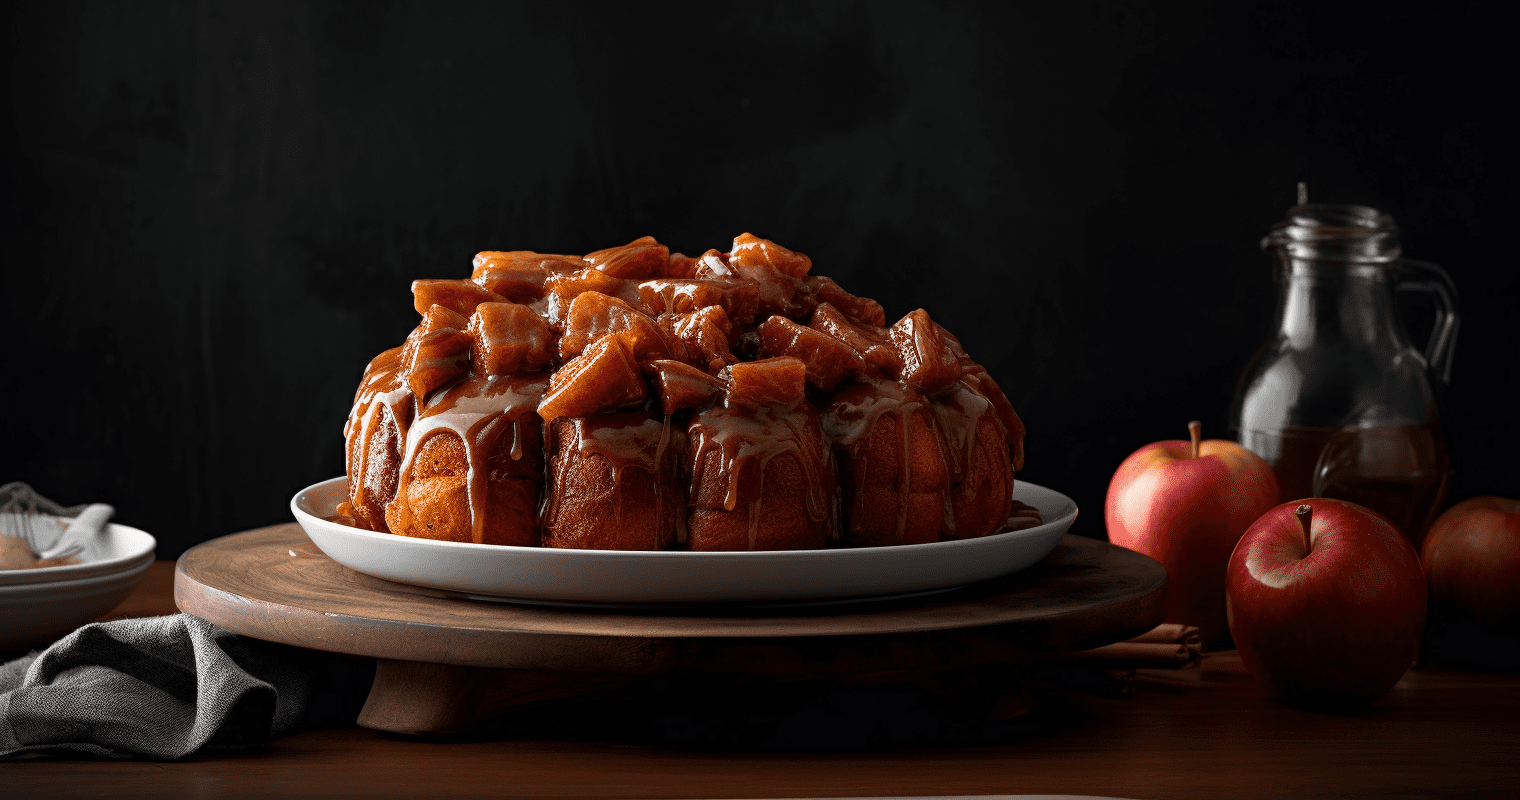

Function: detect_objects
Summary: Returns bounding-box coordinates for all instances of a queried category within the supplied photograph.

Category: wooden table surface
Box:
[5,560,1519,800]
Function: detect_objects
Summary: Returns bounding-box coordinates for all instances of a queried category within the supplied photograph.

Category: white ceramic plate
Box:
[292,476,1078,606]
[0,521,157,586]
[0,556,156,652]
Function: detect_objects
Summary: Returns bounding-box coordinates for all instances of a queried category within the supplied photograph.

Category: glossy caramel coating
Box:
[686,404,835,551]
[383,432,476,543]
[382,385,546,546]
[942,408,1014,539]
[540,413,684,550]
[823,379,948,547]
[341,233,1026,551]
[345,401,402,532]
[341,346,411,533]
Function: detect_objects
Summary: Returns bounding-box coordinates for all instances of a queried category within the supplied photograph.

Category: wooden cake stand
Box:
[175,523,1167,735]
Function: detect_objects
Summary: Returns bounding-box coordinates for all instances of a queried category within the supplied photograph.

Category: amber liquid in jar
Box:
[1242,423,1450,547]
[1233,201,1459,550]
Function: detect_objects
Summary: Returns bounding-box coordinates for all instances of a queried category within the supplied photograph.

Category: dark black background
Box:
[3,1,1515,557]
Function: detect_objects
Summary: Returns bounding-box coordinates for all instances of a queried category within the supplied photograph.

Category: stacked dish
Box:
[0,520,156,652]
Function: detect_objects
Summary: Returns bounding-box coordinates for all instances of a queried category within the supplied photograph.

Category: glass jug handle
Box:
[1394,258,1461,385]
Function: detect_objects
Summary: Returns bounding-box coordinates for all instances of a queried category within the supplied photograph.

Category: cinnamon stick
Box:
[1064,641,1192,667]
[1127,623,1201,645]
[1047,622,1205,670]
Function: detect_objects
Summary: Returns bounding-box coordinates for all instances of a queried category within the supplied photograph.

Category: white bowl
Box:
[292,476,1079,607]
[0,521,158,586]
[0,554,156,652]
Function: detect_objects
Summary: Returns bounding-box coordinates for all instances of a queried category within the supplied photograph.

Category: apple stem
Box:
[1296,503,1313,554]
[1188,421,1202,459]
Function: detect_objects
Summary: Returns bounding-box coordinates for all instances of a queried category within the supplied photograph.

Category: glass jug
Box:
[1229,201,1459,547]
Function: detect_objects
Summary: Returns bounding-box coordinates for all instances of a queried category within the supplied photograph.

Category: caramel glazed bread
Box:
[337,234,1030,552]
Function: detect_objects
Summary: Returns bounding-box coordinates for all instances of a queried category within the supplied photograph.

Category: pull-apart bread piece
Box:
[338,233,1029,550]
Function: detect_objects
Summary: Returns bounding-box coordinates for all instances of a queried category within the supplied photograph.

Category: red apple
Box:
[1421,496,1520,632]
[1105,421,1281,645]
[1227,499,1426,707]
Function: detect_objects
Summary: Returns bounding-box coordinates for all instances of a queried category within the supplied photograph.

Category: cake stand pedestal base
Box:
[175,524,1166,736]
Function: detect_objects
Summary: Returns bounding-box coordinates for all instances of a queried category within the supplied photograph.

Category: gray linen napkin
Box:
[0,614,374,759]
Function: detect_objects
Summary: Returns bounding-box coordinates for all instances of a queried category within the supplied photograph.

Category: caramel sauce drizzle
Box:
[354,367,547,543]
[820,377,932,542]
[688,404,833,549]
[344,347,415,527]
[930,377,1005,536]
[345,354,1010,546]
[341,237,1020,549]
[346,354,1011,547]
[540,411,675,540]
